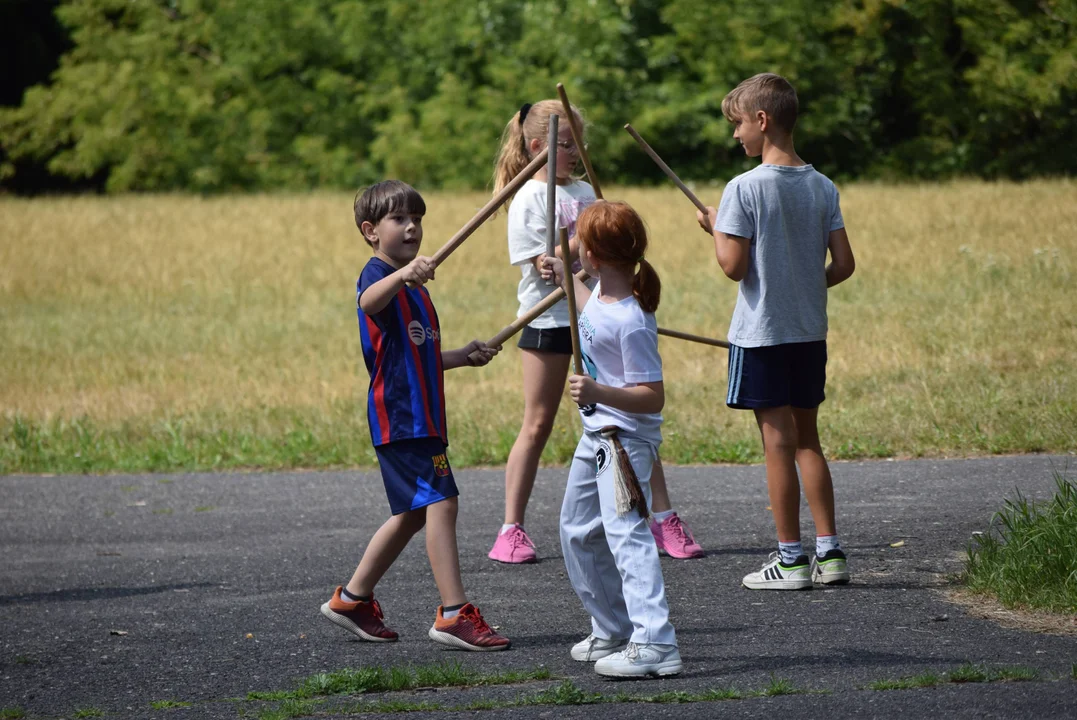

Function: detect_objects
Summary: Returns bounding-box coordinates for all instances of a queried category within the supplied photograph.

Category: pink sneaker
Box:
[650,513,704,559]
[487,524,537,564]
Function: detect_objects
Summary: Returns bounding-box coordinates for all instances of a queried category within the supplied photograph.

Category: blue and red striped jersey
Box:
[356,257,447,447]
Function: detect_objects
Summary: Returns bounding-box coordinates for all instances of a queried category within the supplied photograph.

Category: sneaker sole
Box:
[814,573,851,585]
[741,578,812,591]
[594,659,684,678]
[487,553,539,564]
[428,627,510,652]
[320,603,397,642]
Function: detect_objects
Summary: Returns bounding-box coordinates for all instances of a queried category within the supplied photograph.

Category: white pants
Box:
[559,431,677,646]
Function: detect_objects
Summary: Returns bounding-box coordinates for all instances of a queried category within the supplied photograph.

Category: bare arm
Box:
[358,256,436,315]
[529,234,580,272]
[568,377,664,415]
[442,340,499,370]
[825,227,855,287]
[698,207,749,281]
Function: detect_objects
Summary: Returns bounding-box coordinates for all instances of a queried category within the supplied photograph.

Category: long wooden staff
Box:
[559,227,585,375]
[545,114,559,285]
[471,272,728,359]
[657,327,729,349]
[557,83,603,200]
[623,123,707,214]
[406,151,547,288]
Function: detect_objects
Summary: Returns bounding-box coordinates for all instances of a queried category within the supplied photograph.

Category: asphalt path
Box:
[2,455,1076,719]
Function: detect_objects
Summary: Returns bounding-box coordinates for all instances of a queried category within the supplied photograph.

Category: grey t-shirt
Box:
[714,164,844,348]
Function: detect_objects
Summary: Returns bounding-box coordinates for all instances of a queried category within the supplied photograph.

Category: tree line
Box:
[2,0,1074,194]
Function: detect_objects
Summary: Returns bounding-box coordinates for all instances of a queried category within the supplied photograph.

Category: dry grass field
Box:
[1,181,1074,472]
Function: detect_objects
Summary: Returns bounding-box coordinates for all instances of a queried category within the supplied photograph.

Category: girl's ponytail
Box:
[492,109,530,196]
[577,201,661,314]
[633,258,662,314]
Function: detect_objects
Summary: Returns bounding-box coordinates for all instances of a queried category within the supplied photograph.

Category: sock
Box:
[340,587,371,603]
[778,541,803,565]
[500,523,517,535]
[652,509,675,523]
[815,534,841,557]
[442,603,465,619]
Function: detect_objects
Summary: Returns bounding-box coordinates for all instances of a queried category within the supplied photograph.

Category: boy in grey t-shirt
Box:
[697,73,857,590]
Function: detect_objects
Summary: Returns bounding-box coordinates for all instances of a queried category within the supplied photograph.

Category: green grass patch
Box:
[963,472,1077,613]
[256,698,322,720]
[73,709,105,718]
[246,661,551,701]
[149,699,191,710]
[0,709,25,720]
[869,664,1040,691]
[13,655,34,665]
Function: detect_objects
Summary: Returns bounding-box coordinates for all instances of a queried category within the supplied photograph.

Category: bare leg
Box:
[754,407,801,543]
[426,497,467,607]
[504,350,571,526]
[347,509,427,597]
[792,407,836,537]
[649,457,672,514]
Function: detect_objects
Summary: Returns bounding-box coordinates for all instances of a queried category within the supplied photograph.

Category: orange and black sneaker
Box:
[320,586,398,642]
[428,603,510,651]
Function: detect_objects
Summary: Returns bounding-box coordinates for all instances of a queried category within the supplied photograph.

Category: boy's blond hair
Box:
[721,73,798,134]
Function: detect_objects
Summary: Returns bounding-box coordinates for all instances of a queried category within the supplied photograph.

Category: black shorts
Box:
[726,341,827,410]
[517,326,573,355]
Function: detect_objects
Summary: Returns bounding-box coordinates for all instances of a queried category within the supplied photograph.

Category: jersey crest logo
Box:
[432,453,451,478]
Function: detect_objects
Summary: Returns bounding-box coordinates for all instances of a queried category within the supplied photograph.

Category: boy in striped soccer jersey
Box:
[320,181,510,651]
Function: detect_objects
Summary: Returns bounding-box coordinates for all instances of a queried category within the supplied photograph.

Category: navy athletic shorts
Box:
[374,437,459,515]
[726,341,827,410]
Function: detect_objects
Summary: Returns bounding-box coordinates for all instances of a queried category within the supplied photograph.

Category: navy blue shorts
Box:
[726,341,827,410]
[374,437,459,515]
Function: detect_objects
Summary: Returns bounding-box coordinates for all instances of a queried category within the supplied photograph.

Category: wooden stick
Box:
[479,277,730,353]
[557,83,603,200]
[656,327,729,349]
[624,123,707,213]
[426,151,547,270]
[560,227,584,375]
[545,113,558,284]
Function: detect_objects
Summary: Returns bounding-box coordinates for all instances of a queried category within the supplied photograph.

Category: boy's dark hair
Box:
[721,73,798,134]
[353,181,426,246]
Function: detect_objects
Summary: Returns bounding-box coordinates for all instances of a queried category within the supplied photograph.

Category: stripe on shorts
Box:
[727,346,743,405]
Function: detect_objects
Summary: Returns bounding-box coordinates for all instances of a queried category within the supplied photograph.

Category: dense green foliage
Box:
[2,0,1075,192]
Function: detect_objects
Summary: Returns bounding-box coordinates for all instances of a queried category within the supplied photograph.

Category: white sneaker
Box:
[594,642,683,678]
[570,633,629,662]
[811,549,851,585]
[741,551,812,590]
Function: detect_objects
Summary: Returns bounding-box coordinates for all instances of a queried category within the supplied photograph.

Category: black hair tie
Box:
[519,103,533,125]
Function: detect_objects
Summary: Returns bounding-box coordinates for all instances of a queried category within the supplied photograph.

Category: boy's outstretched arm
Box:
[358,256,437,315]
[443,340,500,370]
[568,377,664,415]
[698,207,749,281]
[825,227,855,287]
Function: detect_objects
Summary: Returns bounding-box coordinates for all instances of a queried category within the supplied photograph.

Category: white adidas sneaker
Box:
[594,642,683,678]
[811,549,851,585]
[570,633,629,662]
[742,551,812,590]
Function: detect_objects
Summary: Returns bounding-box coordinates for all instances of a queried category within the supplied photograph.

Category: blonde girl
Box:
[488,101,702,563]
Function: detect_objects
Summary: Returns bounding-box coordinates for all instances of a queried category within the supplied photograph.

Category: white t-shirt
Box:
[507,179,597,329]
[576,285,663,447]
